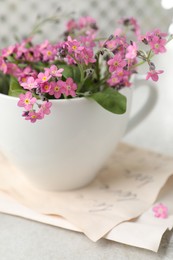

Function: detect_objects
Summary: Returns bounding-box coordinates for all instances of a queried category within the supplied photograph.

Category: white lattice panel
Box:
[0,0,173,47]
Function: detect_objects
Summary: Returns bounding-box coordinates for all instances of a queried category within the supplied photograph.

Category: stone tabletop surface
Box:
[0,49,173,260]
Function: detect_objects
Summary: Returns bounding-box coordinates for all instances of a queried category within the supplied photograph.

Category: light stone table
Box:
[0,46,173,260]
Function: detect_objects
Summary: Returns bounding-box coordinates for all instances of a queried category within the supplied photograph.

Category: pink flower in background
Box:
[79,47,96,65]
[45,65,64,78]
[107,54,127,72]
[63,78,77,97]
[149,36,166,54]
[18,92,37,110]
[66,19,77,31]
[152,203,168,219]
[146,70,164,81]
[66,37,84,54]
[20,77,38,90]
[2,45,15,58]
[107,74,120,86]
[37,71,51,83]
[0,58,7,73]
[125,42,137,59]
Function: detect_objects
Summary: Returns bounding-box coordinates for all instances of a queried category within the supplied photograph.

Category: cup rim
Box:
[0,86,131,103]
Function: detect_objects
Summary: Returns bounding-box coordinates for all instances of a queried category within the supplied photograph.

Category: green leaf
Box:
[59,64,81,83]
[89,87,127,114]
[8,76,26,97]
[0,74,10,95]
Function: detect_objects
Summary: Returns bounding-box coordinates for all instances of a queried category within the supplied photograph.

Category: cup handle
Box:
[125,74,158,134]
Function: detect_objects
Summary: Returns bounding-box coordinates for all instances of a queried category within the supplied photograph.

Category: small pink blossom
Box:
[15,41,28,58]
[152,203,168,219]
[40,82,51,93]
[78,16,97,29]
[1,45,15,58]
[25,110,43,123]
[40,43,57,61]
[149,36,166,54]
[18,92,37,110]
[63,78,77,97]
[107,54,127,73]
[78,47,96,65]
[20,77,38,90]
[66,19,77,31]
[107,74,120,86]
[49,80,65,98]
[45,65,64,78]
[66,37,84,54]
[37,71,51,83]
[125,42,137,59]
[0,58,7,73]
[39,101,52,116]
[146,70,164,81]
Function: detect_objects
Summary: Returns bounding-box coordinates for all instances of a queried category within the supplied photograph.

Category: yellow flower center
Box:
[47,51,52,56]
[22,77,27,82]
[54,86,59,92]
[44,85,49,90]
[24,99,30,104]
[114,61,119,66]
[42,76,47,81]
[72,45,77,50]
[112,77,118,83]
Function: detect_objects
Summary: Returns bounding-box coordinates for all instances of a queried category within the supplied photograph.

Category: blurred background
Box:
[0,0,173,46]
[0,0,173,155]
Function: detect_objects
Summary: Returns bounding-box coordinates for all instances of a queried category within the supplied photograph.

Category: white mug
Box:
[0,75,157,190]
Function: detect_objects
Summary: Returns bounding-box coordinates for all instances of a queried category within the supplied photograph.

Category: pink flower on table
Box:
[146,70,164,82]
[63,78,77,97]
[17,92,37,110]
[152,203,168,219]
[25,110,43,123]
[45,65,64,78]
[125,42,137,59]
[107,54,127,73]
[20,77,38,90]
[49,80,65,98]
[37,71,51,83]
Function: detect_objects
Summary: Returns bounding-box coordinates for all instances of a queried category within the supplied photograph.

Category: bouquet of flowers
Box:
[0,16,172,122]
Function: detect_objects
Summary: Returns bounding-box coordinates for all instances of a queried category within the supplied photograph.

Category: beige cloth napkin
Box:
[0,143,173,243]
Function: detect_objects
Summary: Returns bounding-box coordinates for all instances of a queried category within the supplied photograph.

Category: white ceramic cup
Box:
[0,75,158,190]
